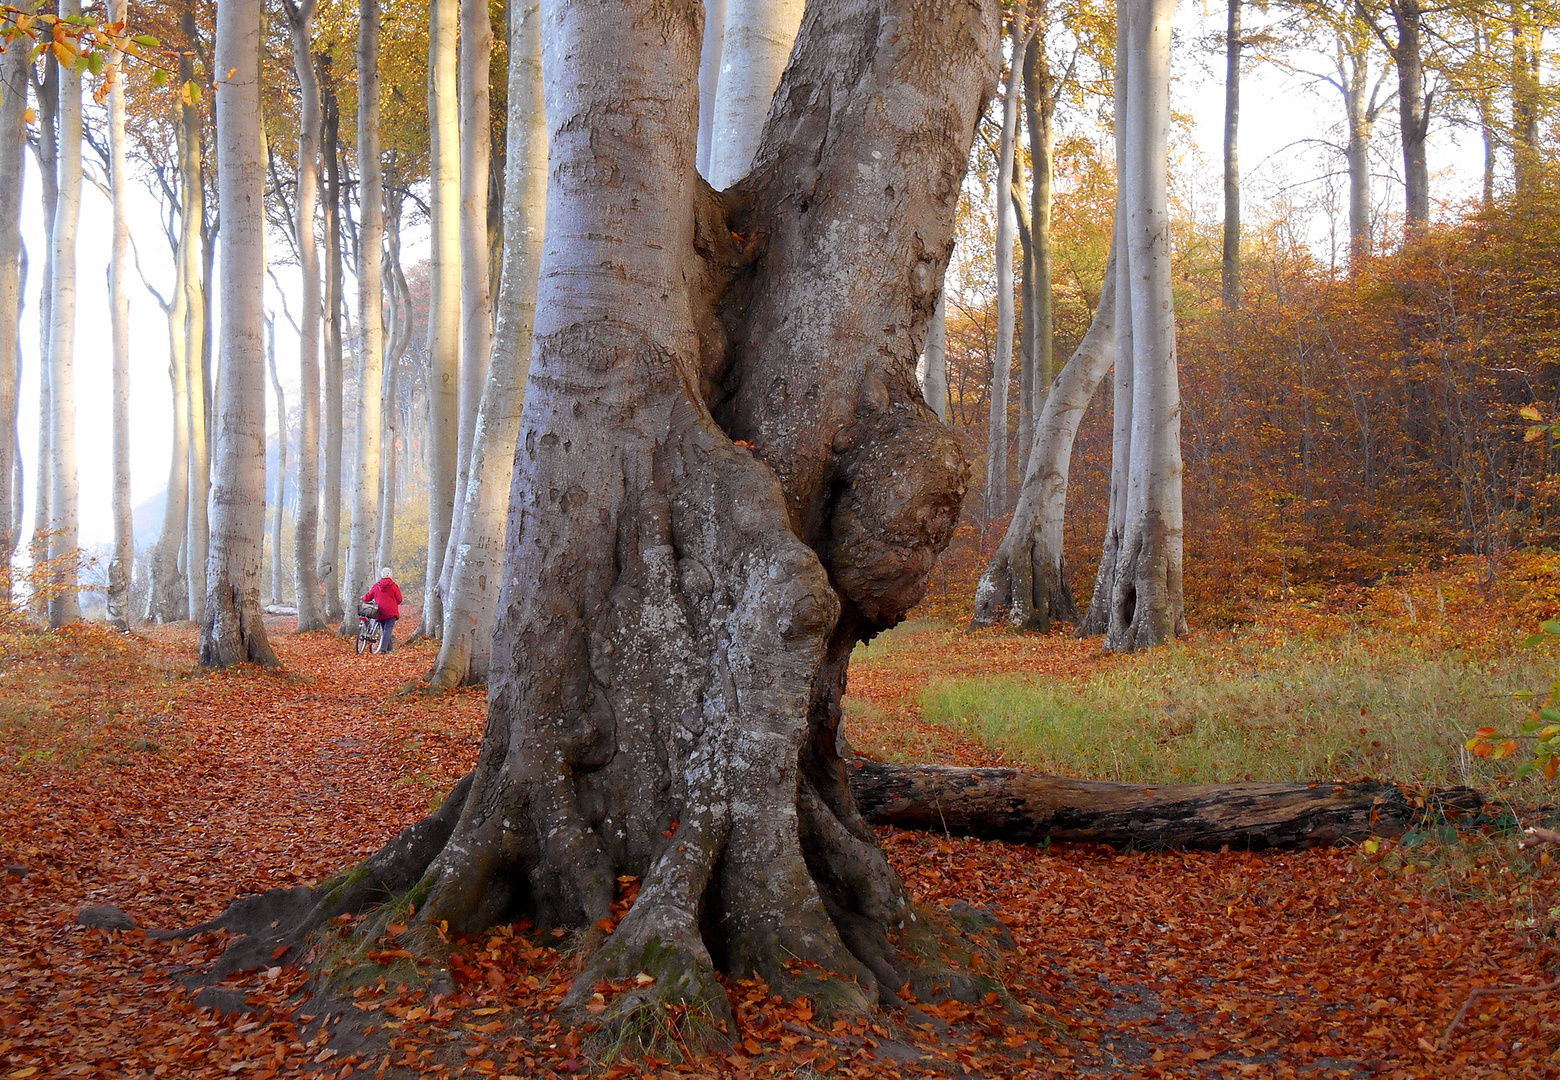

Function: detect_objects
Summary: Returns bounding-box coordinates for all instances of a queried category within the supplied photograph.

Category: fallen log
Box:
[848,760,1486,851]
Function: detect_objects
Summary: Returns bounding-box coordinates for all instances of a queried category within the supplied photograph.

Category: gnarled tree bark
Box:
[196,0,1002,1030]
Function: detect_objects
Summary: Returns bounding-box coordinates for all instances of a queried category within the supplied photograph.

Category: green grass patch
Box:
[920,629,1553,793]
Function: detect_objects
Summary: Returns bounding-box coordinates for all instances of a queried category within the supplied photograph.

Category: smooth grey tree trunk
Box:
[30,59,56,622]
[436,0,495,623]
[1336,23,1385,267]
[322,96,346,623]
[0,35,25,602]
[47,0,84,629]
[202,0,279,669]
[1022,30,1057,422]
[377,194,412,574]
[107,1,134,631]
[181,10,209,623]
[973,247,1116,632]
[196,0,1003,1030]
[146,248,191,622]
[921,291,948,423]
[266,313,288,606]
[422,0,461,637]
[705,0,805,189]
[1222,0,1240,310]
[343,0,385,628]
[286,0,326,631]
[695,0,727,177]
[431,0,546,689]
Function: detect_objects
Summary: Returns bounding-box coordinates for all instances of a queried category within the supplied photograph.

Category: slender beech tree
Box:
[145,239,192,622]
[1080,0,1186,651]
[1223,0,1241,309]
[344,0,385,627]
[376,184,413,575]
[695,0,727,177]
[267,312,288,607]
[1338,18,1388,264]
[435,0,495,622]
[285,0,326,631]
[202,0,278,669]
[985,11,1039,523]
[107,0,134,630]
[0,28,25,600]
[705,0,805,188]
[1359,0,1430,232]
[321,91,346,622]
[1020,26,1064,464]
[29,56,56,620]
[47,0,84,629]
[422,0,461,637]
[181,4,209,622]
[199,0,1002,1028]
[431,0,546,689]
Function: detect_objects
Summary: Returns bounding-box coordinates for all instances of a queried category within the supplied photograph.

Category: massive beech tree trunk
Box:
[343,0,385,627]
[203,0,1001,1024]
[1080,0,1185,651]
[430,0,546,689]
[47,0,84,629]
[202,0,278,670]
[973,248,1116,632]
[107,1,134,631]
[422,0,461,637]
[286,0,326,632]
[0,33,25,601]
[705,0,805,189]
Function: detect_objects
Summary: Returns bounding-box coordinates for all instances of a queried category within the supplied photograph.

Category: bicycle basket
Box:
[358,601,380,620]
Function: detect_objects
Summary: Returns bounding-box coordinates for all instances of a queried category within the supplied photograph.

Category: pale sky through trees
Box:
[7,2,1494,552]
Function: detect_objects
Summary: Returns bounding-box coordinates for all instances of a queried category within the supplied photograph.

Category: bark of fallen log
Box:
[848,760,1486,851]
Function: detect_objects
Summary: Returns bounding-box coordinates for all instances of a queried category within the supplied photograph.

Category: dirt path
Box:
[0,618,1552,1078]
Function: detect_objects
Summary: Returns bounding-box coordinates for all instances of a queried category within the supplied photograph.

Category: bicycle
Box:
[355,602,384,655]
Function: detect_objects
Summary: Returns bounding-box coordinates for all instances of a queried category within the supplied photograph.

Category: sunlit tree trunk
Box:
[181,5,209,622]
[1389,0,1429,231]
[266,313,288,606]
[1222,0,1240,310]
[1082,0,1185,652]
[202,0,279,668]
[322,93,345,622]
[431,0,547,689]
[921,291,948,423]
[377,189,412,574]
[705,0,805,188]
[436,0,495,620]
[985,16,1036,523]
[1023,30,1056,404]
[107,0,134,630]
[30,59,56,621]
[344,0,385,628]
[0,35,25,602]
[47,0,85,628]
[286,0,325,631]
[423,0,461,637]
[695,0,727,177]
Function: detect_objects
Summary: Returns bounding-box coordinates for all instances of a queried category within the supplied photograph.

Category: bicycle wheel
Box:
[373,632,387,655]
[355,631,368,655]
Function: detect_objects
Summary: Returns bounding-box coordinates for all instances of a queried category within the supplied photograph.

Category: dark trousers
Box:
[377,617,398,653]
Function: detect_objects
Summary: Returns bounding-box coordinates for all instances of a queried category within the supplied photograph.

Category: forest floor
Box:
[1,563,1558,1079]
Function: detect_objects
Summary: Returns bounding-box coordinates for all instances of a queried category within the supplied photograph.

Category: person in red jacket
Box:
[362,568,403,653]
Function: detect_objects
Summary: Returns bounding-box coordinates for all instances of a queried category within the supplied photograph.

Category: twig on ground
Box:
[1439,976,1560,1051]
[1517,825,1560,850]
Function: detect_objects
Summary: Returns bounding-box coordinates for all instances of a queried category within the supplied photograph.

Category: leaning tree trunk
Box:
[201,0,278,670]
[343,0,385,629]
[421,0,461,638]
[321,96,346,624]
[0,34,26,602]
[107,2,134,631]
[430,0,546,690]
[47,0,84,629]
[180,12,210,624]
[286,0,326,632]
[197,0,1001,1027]
[705,0,805,189]
[266,314,288,607]
[973,246,1116,633]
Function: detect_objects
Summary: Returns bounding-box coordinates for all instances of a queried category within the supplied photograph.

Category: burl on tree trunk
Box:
[849,761,1487,850]
[191,0,1005,1035]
